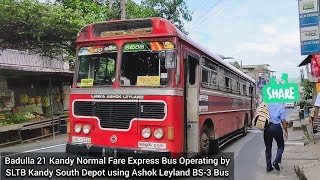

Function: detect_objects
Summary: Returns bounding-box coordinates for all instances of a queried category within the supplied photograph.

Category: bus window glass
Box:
[231,79,237,91]
[211,72,217,85]
[121,41,174,86]
[76,44,117,86]
[205,59,217,71]
[243,84,247,95]
[219,73,225,90]
[230,74,238,92]
[201,58,217,89]
[225,77,230,89]
[236,82,240,92]
[202,68,209,86]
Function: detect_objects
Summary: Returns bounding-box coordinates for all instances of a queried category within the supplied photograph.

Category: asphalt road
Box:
[0,107,298,180]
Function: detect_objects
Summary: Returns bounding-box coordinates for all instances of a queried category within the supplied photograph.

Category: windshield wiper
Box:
[136,38,152,51]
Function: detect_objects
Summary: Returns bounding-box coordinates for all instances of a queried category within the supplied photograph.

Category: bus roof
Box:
[77,17,256,84]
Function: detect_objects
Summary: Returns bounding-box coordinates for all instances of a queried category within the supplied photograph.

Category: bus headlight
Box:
[74,124,82,133]
[154,128,164,139]
[142,127,152,139]
[83,125,91,134]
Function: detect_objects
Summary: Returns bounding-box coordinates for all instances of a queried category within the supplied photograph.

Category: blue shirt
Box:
[268,103,286,124]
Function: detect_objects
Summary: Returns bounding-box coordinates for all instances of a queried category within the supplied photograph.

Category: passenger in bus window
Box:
[264,102,288,172]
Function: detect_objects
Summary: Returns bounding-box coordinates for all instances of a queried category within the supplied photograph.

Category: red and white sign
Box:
[311,54,320,77]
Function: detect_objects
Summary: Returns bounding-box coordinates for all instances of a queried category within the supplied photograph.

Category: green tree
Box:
[301,79,313,100]
[140,0,192,34]
[58,0,192,33]
[0,0,85,58]
[230,61,241,69]
[0,0,192,58]
[55,0,117,23]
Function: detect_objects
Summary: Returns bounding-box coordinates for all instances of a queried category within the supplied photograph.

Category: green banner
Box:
[123,41,174,52]
[262,73,300,103]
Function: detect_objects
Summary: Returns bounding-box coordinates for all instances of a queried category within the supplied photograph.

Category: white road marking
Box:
[1,143,66,158]
[248,129,263,134]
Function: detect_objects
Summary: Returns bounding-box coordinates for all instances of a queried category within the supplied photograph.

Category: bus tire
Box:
[200,124,210,156]
[209,139,219,155]
[200,124,218,156]
[242,118,248,136]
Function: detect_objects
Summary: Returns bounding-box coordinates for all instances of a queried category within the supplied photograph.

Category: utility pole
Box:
[120,0,126,20]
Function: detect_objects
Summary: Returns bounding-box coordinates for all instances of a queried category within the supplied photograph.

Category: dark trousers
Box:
[264,123,284,168]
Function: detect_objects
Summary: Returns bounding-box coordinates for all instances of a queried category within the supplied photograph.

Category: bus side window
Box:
[225,76,230,90]
[201,57,217,89]
[243,84,247,95]
[211,72,217,87]
[231,74,238,94]
[202,67,209,86]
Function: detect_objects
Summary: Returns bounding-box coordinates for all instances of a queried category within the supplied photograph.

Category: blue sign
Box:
[299,0,320,55]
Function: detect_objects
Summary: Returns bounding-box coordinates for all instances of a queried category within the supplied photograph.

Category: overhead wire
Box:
[185,0,226,30]
[189,0,211,13]
[188,0,234,32]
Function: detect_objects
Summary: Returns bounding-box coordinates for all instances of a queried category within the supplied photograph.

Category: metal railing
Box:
[0,113,69,147]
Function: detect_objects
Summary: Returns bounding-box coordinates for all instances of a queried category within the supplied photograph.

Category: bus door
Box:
[183,50,200,158]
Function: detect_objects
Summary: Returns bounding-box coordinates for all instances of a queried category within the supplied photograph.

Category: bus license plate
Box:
[72,136,91,143]
[138,142,166,149]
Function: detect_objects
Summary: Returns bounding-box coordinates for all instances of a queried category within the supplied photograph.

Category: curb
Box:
[294,165,308,180]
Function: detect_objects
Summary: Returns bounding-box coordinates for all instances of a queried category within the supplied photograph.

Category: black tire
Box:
[200,125,210,157]
[242,119,248,136]
[200,124,218,156]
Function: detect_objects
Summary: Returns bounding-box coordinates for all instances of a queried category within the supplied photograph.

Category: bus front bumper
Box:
[66,142,171,158]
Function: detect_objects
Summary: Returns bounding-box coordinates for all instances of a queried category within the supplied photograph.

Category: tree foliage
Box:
[0,0,192,58]
[230,61,241,69]
[0,0,85,58]
[299,79,313,108]
[55,0,117,22]
[140,0,192,34]
[301,79,313,100]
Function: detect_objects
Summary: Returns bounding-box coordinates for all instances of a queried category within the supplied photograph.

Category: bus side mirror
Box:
[165,50,176,69]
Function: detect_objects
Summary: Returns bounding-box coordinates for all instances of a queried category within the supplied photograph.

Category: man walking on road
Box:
[264,103,288,172]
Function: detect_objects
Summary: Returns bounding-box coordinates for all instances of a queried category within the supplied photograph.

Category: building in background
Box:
[242,64,272,90]
[241,64,274,104]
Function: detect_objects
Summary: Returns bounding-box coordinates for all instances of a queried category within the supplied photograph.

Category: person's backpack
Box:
[252,102,270,130]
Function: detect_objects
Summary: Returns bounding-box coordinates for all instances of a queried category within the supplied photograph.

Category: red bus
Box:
[66,17,256,158]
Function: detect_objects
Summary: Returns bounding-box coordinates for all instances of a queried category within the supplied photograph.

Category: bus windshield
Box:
[76,44,117,87]
[120,41,174,86]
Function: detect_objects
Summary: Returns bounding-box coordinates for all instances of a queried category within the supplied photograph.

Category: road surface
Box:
[0,107,298,180]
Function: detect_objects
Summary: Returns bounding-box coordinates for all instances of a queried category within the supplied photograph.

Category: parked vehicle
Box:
[285,102,295,108]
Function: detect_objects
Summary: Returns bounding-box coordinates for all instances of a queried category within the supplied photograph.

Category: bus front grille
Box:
[73,101,165,130]
[96,102,138,129]
[140,102,165,119]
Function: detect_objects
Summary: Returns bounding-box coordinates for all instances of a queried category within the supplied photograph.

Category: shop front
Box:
[0,49,73,146]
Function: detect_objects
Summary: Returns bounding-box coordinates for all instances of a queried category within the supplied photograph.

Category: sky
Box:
[133,0,304,81]
[41,0,304,80]
[185,0,305,80]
